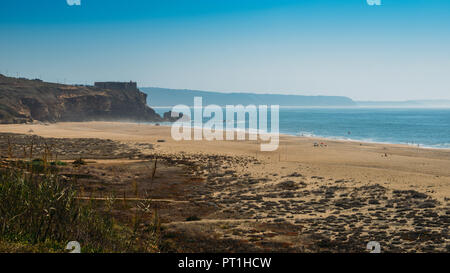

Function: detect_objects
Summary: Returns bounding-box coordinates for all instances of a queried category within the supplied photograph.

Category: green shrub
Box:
[186,215,201,222]
[50,160,67,166]
[72,158,86,166]
[0,168,121,252]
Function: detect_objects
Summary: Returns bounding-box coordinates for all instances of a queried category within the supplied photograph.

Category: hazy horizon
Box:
[141,86,450,103]
[2,73,450,104]
[1,0,449,101]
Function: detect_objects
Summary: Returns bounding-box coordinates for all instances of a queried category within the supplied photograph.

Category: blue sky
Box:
[1,0,449,100]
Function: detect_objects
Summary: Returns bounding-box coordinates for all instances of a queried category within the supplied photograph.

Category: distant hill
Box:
[141,87,356,107]
[356,100,450,108]
[0,75,162,124]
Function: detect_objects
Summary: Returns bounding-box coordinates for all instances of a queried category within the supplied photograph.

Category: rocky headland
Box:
[0,75,163,124]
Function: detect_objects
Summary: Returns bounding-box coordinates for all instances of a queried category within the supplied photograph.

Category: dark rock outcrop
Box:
[163,111,184,122]
[0,75,163,124]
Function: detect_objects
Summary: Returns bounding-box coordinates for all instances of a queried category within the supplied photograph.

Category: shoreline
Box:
[142,121,450,151]
[149,106,450,150]
[1,120,450,152]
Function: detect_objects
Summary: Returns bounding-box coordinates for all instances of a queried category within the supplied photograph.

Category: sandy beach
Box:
[0,121,448,252]
[1,121,448,200]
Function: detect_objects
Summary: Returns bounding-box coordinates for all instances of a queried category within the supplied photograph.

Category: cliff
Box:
[0,75,163,124]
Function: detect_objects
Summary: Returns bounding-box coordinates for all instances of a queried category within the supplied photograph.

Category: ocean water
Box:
[152,107,450,149]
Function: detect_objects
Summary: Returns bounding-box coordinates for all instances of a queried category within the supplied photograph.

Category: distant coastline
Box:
[141,87,356,107]
[142,87,450,108]
[356,100,450,108]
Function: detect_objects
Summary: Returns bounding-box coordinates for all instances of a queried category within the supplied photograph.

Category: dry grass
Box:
[0,140,161,253]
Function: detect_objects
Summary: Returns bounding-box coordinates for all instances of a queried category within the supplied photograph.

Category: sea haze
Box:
[142,87,356,107]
